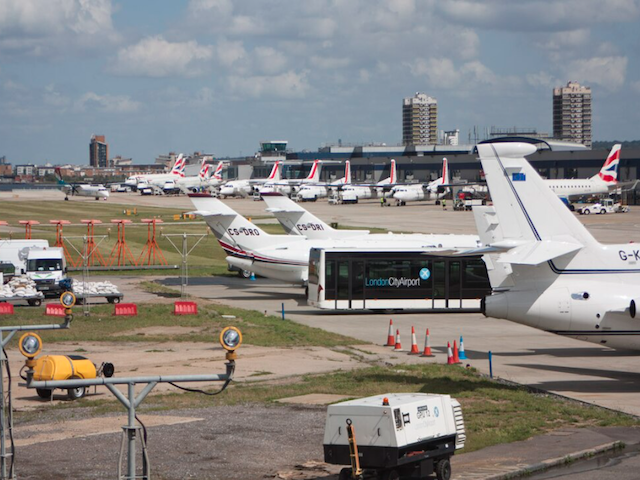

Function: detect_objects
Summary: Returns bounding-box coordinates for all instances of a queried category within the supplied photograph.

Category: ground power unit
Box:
[323,393,465,480]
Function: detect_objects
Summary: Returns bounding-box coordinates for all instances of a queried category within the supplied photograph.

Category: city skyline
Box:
[1,0,639,165]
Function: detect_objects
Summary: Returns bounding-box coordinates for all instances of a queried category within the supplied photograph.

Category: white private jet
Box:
[474,141,640,351]
[124,154,187,191]
[545,144,621,201]
[189,194,480,284]
[55,168,109,201]
[259,160,322,197]
[296,161,351,201]
[262,192,481,245]
[219,161,282,198]
[391,158,450,205]
[340,159,397,202]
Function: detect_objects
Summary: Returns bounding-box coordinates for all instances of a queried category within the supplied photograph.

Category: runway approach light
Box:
[19,332,42,367]
[220,326,242,360]
[60,291,76,308]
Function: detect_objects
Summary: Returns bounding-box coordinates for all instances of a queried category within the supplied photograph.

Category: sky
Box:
[1,0,639,165]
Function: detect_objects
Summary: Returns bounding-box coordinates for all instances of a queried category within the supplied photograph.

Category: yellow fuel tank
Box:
[32,355,97,381]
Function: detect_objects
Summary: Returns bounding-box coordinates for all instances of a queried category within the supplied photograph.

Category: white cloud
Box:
[227,70,310,99]
[631,81,640,94]
[0,0,119,57]
[43,85,71,108]
[565,56,628,90]
[253,47,288,75]
[435,0,640,32]
[526,71,558,89]
[75,92,141,113]
[309,56,351,70]
[110,36,214,78]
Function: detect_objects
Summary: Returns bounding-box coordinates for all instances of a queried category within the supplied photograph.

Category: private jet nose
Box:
[483,292,509,319]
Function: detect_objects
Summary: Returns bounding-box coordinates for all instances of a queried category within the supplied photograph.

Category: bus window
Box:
[433,261,446,299]
[352,261,364,300]
[325,260,336,300]
[337,261,350,300]
[462,259,491,298]
[449,261,461,300]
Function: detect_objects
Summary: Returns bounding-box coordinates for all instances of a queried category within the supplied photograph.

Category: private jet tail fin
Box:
[261,193,368,238]
[593,144,621,184]
[188,194,303,251]
[477,142,595,256]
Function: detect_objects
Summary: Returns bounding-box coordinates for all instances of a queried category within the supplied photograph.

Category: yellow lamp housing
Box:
[19,332,43,367]
[59,291,76,308]
[220,326,242,360]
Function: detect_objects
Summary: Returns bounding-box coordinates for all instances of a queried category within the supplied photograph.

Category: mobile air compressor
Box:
[323,393,465,480]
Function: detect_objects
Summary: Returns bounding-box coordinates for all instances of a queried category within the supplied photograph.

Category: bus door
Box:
[432,259,462,308]
[335,259,365,309]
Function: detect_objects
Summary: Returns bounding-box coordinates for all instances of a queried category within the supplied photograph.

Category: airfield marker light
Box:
[60,291,76,308]
[220,326,242,360]
[18,332,42,367]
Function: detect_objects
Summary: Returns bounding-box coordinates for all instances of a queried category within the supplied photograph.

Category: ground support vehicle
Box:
[1,293,45,307]
[324,393,465,480]
[578,198,628,215]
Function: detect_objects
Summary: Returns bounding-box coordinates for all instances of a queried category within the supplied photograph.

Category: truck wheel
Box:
[435,458,452,480]
[583,209,590,215]
[28,299,42,307]
[600,209,606,214]
[36,388,52,400]
[338,468,351,480]
[381,469,400,480]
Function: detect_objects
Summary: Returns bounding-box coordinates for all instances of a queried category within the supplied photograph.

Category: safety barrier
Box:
[45,304,66,317]
[0,303,14,315]
[114,303,138,316]
[174,301,198,315]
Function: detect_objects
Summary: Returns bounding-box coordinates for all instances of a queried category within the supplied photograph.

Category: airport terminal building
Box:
[232,137,640,203]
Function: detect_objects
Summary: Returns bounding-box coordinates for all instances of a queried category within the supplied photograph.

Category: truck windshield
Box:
[27,259,62,271]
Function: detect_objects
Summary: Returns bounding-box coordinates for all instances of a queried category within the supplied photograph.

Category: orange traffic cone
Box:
[394,329,402,351]
[409,326,420,355]
[421,328,434,357]
[453,340,461,364]
[447,342,454,365]
[385,319,395,346]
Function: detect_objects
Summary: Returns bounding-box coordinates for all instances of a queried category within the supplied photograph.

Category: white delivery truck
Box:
[324,393,465,480]
[0,239,50,280]
[24,247,68,296]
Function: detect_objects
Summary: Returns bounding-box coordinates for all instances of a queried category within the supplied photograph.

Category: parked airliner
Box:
[124,154,186,190]
[391,158,450,205]
[545,144,620,200]
[474,142,640,351]
[340,159,397,202]
[296,161,351,201]
[259,160,322,196]
[219,161,282,198]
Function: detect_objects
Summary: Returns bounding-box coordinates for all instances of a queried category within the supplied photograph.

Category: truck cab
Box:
[26,248,67,296]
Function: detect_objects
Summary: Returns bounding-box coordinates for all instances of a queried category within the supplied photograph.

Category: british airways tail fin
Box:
[592,144,621,184]
[188,194,303,252]
[211,160,224,180]
[344,160,351,185]
[171,154,186,176]
[198,159,210,180]
[262,193,367,238]
[477,142,596,262]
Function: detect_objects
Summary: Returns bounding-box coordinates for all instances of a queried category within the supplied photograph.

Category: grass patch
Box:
[42,364,640,455]
[7,302,358,348]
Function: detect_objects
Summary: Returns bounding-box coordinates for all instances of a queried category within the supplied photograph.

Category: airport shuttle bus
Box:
[308,248,491,311]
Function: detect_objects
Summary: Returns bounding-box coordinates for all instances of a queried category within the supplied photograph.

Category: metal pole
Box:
[182,233,187,299]
[0,332,6,480]
[127,383,136,480]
